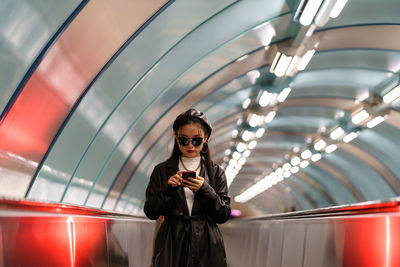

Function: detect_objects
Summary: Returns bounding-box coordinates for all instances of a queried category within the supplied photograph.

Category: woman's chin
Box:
[183,150,199,157]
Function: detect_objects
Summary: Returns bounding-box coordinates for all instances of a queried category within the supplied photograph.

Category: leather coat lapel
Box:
[192,160,209,215]
[166,156,189,215]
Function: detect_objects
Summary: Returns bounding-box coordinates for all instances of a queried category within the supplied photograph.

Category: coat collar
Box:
[166,155,179,171]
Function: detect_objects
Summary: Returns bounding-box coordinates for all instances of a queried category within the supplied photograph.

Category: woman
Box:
[144,108,231,267]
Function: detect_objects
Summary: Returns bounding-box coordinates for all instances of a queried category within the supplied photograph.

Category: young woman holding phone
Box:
[144,108,231,267]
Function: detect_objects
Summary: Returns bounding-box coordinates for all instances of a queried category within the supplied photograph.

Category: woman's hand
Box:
[182,175,204,192]
[168,171,184,187]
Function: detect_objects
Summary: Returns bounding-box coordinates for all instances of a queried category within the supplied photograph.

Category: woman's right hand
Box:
[168,171,184,187]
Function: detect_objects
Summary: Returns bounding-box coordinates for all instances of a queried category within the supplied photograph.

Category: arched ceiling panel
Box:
[308,50,400,73]
[292,68,390,89]
[35,0,298,208]
[2,0,400,216]
[354,123,400,179]
[27,0,172,202]
[29,0,235,202]
[289,175,332,207]
[324,149,396,200]
[0,0,83,114]
[298,164,359,205]
[282,179,318,208]
[320,0,400,27]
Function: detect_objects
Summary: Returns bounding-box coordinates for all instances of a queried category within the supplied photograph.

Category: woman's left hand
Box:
[182,175,204,192]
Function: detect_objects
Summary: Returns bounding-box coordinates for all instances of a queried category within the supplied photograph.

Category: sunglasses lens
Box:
[192,138,203,146]
[177,137,203,146]
[178,137,190,146]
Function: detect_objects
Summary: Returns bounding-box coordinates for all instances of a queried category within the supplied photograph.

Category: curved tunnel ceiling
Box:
[1,0,400,216]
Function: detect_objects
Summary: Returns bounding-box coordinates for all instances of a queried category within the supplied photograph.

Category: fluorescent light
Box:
[311,153,322,162]
[283,163,292,171]
[275,168,284,175]
[270,52,281,72]
[237,55,248,62]
[229,159,237,166]
[249,113,262,127]
[291,156,301,166]
[300,160,309,168]
[248,140,257,149]
[232,129,238,138]
[291,166,300,173]
[236,142,246,152]
[232,151,241,160]
[299,0,324,26]
[255,128,266,138]
[283,171,291,178]
[330,0,348,18]
[242,98,251,109]
[243,150,251,158]
[277,87,292,102]
[383,84,400,104]
[238,157,246,165]
[301,149,312,159]
[224,149,231,155]
[314,139,327,151]
[330,127,345,140]
[325,144,337,153]
[259,91,273,107]
[247,70,261,84]
[241,130,253,142]
[343,132,358,143]
[271,53,293,77]
[249,70,260,78]
[351,109,370,125]
[298,49,316,70]
[367,116,385,128]
[286,56,300,74]
[234,177,273,202]
[265,111,276,123]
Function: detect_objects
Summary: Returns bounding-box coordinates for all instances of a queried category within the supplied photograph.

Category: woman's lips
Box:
[187,150,195,153]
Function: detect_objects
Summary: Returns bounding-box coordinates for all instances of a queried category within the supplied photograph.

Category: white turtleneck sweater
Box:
[178,156,201,215]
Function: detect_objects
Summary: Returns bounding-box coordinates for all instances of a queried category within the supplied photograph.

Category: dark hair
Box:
[170,109,216,189]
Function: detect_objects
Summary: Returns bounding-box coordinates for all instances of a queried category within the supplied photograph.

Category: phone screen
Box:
[182,171,196,179]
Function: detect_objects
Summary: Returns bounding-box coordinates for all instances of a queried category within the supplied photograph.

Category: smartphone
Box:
[181,171,196,179]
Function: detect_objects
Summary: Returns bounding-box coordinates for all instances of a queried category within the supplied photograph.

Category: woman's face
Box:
[176,123,206,158]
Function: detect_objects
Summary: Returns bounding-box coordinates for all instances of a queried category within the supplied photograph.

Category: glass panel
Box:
[35,0,237,204]
[0,0,81,113]
[289,176,331,208]
[355,123,400,179]
[324,150,396,201]
[302,164,358,205]
[28,0,171,202]
[52,0,292,208]
[323,0,400,28]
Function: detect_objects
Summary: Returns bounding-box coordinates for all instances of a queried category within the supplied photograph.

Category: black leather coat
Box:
[144,156,231,267]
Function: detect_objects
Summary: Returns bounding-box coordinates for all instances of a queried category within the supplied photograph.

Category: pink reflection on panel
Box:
[0,0,168,195]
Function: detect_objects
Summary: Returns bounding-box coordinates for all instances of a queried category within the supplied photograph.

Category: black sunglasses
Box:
[177,137,204,147]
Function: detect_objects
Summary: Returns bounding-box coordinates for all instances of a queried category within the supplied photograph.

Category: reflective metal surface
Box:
[221,199,400,267]
[0,199,155,266]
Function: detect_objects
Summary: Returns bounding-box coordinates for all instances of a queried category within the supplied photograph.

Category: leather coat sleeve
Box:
[196,164,231,223]
[144,165,176,220]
